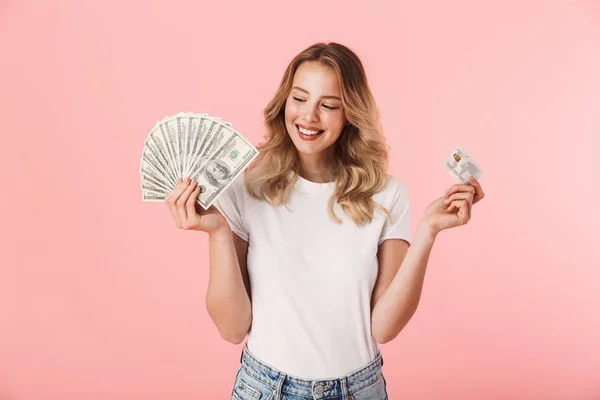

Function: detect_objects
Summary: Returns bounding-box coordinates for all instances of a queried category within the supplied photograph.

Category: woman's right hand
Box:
[165,177,229,234]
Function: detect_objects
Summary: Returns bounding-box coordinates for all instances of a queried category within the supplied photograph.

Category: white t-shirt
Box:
[213,172,411,379]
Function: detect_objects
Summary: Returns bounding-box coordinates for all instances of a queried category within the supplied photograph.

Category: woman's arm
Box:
[205,228,252,344]
[371,222,436,344]
[371,177,485,343]
[165,178,253,344]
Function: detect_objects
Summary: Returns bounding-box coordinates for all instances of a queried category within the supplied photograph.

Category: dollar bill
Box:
[154,117,180,180]
[140,142,177,187]
[185,118,220,179]
[183,113,206,178]
[188,123,236,181]
[194,131,259,209]
[141,166,172,192]
[140,161,172,191]
[184,115,211,178]
[162,115,184,179]
[176,111,195,177]
[142,123,178,186]
[142,190,166,202]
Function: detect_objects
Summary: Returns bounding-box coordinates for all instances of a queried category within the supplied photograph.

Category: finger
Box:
[445,183,475,197]
[444,191,474,215]
[468,176,486,204]
[176,179,196,225]
[443,191,474,205]
[165,178,184,225]
[447,199,470,222]
[444,192,474,215]
[165,178,188,205]
[185,183,201,222]
[164,178,182,200]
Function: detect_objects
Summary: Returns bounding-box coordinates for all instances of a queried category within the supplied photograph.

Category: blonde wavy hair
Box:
[244,42,391,226]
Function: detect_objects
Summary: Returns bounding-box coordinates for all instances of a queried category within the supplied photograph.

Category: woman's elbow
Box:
[217,315,252,344]
[373,330,396,344]
[206,301,252,344]
[220,330,247,344]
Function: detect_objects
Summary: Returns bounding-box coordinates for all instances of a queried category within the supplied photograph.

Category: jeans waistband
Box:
[239,343,384,399]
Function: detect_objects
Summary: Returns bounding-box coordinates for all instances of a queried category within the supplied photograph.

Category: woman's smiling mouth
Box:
[296,124,324,138]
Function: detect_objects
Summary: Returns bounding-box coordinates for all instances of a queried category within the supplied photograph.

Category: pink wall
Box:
[1,0,598,399]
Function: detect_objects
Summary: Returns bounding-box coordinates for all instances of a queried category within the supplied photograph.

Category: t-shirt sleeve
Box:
[378,179,411,245]
[212,176,249,241]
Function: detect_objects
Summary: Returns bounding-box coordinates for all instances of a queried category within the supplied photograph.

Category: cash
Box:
[140,113,258,209]
[443,146,484,184]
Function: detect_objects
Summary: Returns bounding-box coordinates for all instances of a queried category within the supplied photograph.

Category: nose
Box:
[303,103,319,123]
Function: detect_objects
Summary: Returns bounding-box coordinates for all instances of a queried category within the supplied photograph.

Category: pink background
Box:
[1,0,599,399]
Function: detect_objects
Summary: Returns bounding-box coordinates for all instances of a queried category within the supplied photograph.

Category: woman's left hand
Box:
[421,176,485,234]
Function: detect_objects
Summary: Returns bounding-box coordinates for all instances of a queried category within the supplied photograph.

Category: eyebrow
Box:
[292,86,341,101]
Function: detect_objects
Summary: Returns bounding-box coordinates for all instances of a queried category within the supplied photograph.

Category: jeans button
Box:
[315,383,324,394]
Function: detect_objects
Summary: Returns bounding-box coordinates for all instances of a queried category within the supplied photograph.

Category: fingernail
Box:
[444,199,449,204]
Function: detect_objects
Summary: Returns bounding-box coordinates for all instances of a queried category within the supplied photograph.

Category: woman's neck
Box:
[298,154,334,183]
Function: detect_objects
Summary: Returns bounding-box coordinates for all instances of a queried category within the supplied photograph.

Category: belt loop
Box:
[275,372,286,400]
[340,376,349,399]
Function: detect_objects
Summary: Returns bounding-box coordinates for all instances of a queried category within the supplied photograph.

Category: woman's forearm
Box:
[371,221,438,343]
[205,228,252,344]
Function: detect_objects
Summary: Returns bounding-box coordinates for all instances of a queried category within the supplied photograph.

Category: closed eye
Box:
[293,96,339,110]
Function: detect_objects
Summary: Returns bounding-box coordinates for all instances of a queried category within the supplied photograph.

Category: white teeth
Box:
[298,126,321,136]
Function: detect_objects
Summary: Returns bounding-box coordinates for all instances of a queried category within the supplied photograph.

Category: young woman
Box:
[165,42,485,400]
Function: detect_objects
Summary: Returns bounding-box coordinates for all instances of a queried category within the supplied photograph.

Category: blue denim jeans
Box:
[231,343,388,400]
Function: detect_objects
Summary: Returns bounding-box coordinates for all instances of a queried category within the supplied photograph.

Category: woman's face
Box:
[284,61,346,158]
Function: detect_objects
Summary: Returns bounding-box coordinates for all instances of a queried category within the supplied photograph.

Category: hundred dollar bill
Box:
[443,146,484,184]
[162,114,187,179]
[182,115,196,177]
[188,122,237,181]
[186,117,225,178]
[194,132,258,209]
[141,181,169,201]
[177,111,195,177]
[142,190,166,202]
[160,116,184,179]
[140,144,177,188]
[141,167,172,193]
[142,124,178,187]
[184,115,212,178]
[188,116,231,163]
[152,117,180,181]
[175,114,188,177]
[182,114,207,178]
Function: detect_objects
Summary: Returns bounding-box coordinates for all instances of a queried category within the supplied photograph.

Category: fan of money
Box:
[140,112,259,210]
